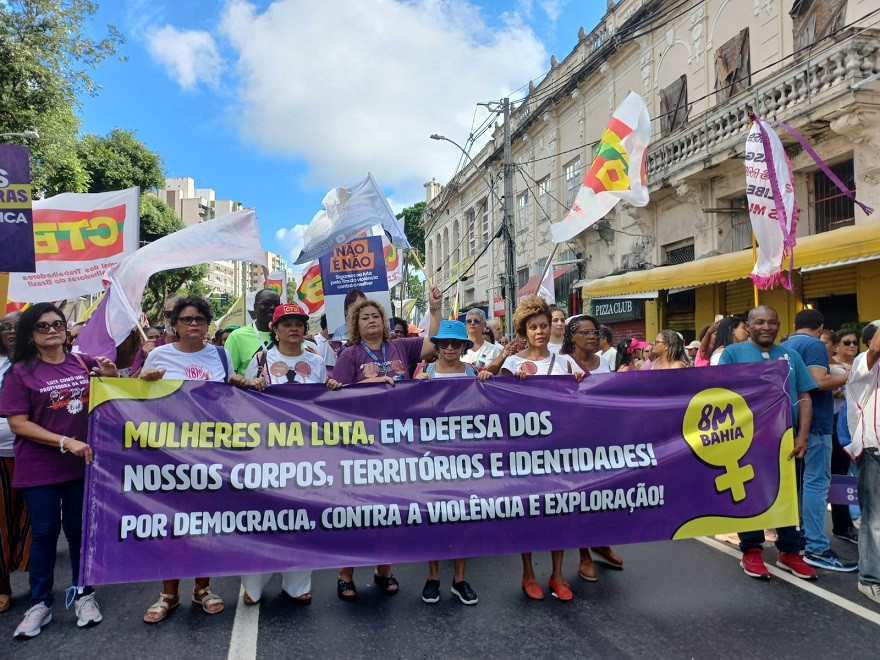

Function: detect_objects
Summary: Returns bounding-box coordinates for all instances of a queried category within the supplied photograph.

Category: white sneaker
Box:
[13,602,52,638]
[858,581,880,605]
[74,593,103,628]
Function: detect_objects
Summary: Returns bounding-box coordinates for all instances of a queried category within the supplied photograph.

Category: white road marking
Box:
[696,536,880,626]
[226,585,259,660]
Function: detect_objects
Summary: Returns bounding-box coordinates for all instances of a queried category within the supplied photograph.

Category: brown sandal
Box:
[192,586,224,614]
[144,593,180,623]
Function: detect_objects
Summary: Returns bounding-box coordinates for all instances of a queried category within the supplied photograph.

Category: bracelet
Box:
[59,436,68,453]
[430,306,441,312]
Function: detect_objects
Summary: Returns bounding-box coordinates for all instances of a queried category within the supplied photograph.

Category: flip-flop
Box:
[337,579,357,601]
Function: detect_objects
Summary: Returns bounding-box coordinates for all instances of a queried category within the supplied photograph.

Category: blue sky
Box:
[78,0,607,268]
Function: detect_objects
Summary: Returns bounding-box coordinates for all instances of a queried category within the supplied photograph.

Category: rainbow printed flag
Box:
[550,92,651,243]
[296,262,324,314]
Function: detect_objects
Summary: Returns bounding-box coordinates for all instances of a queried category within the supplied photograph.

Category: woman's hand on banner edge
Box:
[93,356,118,378]
[228,374,250,388]
[139,368,166,381]
[325,378,342,390]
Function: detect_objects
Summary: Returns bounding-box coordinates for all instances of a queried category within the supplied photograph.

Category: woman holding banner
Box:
[501,296,581,601]
[0,312,30,615]
[332,285,443,600]
[239,301,341,606]
[415,319,491,606]
[139,296,251,623]
[560,316,625,581]
[0,303,117,638]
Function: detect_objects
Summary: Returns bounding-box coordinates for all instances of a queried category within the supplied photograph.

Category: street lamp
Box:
[429,134,501,205]
[0,130,39,139]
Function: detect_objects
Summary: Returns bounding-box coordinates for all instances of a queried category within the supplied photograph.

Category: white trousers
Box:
[240,570,312,601]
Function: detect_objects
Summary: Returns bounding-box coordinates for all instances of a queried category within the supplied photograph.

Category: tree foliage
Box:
[397,201,425,255]
[0,0,123,195]
[78,129,164,193]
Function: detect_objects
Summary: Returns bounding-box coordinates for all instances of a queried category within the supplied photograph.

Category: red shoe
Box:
[741,548,770,580]
[521,577,544,600]
[776,552,818,580]
[548,578,573,601]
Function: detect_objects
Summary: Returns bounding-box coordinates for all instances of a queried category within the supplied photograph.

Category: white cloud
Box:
[539,0,568,23]
[146,25,224,90]
[214,0,547,203]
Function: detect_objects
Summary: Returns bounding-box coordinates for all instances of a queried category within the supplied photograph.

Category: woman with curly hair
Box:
[331,286,443,600]
[501,296,580,601]
[651,329,688,370]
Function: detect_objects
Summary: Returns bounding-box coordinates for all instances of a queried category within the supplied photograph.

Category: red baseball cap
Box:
[271,302,309,325]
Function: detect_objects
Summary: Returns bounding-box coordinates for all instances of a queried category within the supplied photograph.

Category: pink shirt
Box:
[693,352,710,367]
[0,353,98,487]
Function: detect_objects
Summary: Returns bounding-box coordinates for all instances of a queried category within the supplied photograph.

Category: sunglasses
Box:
[465,318,483,324]
[34,320,66,334]
[436,339,465,349]
[840,340,858,346]
[0,324,17,333]
[176,315,208,326]
[256,300,280,309]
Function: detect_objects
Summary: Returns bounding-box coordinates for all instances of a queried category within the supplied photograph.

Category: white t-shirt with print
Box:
[547,341,563,355]
[502,353,578,376]
[462,341,502,367]
[245,346,327,385]
[143,343,231,382]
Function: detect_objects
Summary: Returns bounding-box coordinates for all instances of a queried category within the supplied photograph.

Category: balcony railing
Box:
[646,29,880,182]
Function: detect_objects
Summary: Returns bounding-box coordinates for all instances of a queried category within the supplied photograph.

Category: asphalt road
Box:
[1,521,876,659]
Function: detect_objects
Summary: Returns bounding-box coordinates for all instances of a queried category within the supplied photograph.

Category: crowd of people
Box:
[0,288,878,639]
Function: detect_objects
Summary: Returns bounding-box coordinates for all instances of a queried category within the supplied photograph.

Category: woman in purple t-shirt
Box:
[0,303,116,639]
[332,287,442,600]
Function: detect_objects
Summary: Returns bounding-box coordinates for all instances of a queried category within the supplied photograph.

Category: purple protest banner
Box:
[0,144,36,273]
[81,363,798,585]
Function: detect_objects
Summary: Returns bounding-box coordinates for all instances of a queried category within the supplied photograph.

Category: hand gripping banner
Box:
[81,363,798,585]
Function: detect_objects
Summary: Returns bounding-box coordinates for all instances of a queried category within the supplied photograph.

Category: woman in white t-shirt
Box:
[501,296,581,602]
[414,320,490,606]
[241,302,339,606]
[546,306,567,354]
[140,296,250,624]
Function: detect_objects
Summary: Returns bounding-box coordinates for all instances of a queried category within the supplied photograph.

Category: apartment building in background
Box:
[423,0,880,341]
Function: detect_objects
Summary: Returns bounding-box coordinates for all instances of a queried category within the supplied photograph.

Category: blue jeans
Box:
[20,479,92,606]
[802,432,831,554]
[857,448,880,585]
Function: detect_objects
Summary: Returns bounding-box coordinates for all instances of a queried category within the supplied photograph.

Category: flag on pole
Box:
[744,115,797,290]
[384,239,403,289]
[536,261,556,304]
[550,92,651,243]
[75,209,265,360]
[295,173,411,264]
[296,262,325,315]
[217,293,248,330]
[449,283,460,321]
[265,270,287,300]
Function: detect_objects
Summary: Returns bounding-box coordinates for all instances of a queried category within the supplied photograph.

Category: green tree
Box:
[139,195,208,321]
[0,0,123,195]
[396,201,425,254]
[78,129,164,192]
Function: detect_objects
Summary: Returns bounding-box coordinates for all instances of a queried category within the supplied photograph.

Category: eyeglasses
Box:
[575,330,601,338]
[163,310,174,317]
[34,320,66,334]
[177,316,208,326]
[840,340,858,346]
[436,339,465,349]
[256,300,280,309]
[0,324,16,333]
[464,318,483,325]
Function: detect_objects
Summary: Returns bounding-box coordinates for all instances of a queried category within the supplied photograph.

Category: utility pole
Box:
[502,98,517,335]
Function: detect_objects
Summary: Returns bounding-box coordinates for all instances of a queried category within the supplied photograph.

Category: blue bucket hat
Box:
[430,320,473,349]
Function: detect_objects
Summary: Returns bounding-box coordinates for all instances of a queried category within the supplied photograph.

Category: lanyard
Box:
[361,341,388,372]
[253,323,271,354]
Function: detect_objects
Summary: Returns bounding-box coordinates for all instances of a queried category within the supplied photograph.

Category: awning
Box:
[518,265,575,298]
[581,223,880,298]
[586,290,659,300]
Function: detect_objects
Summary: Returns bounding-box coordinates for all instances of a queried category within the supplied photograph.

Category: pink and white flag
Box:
[75,209,265,360]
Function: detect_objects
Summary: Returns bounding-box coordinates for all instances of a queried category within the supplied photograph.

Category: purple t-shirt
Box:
[333,337,424,384]
[0,353,98,488]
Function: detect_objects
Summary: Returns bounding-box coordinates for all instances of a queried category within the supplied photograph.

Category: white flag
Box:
[550,92,651,243]
[537,261,556,304]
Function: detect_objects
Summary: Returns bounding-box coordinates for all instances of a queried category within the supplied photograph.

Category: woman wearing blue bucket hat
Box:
[416,320,490,606]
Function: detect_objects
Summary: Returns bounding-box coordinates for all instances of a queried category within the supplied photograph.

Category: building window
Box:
[814,160,855,232]
[517,192,530,231]
[517,267,530,290]
[659,75,688,136]
[467,209,476,252]
[714,28,751,102]
[564,158,582,208]
[663,242,695,266]
[481,200,490,246]
[790,0,847,52]
[729,196,752,251]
